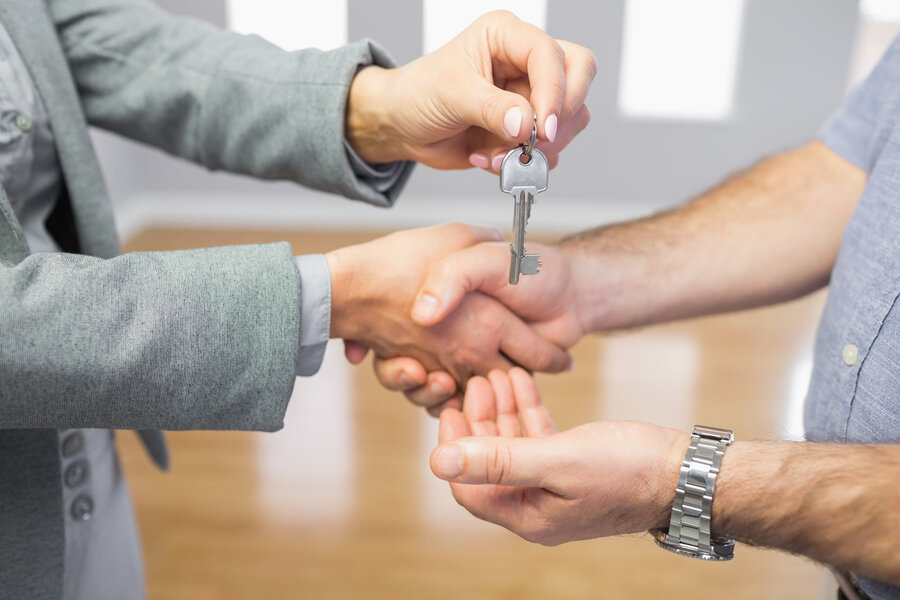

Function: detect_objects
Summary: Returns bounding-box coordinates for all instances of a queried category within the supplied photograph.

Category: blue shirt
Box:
[808,34,900,600]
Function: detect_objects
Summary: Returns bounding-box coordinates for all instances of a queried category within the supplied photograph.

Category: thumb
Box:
[430,435,553,487]
[458,78,534,144]
[412,243,510,326]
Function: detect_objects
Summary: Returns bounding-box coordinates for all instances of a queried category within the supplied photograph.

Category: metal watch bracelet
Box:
[653,425,735,561]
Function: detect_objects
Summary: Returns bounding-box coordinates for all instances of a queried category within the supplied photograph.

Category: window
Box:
[422,0,547,54]
[226,0,348,51]
[618,0,745,121]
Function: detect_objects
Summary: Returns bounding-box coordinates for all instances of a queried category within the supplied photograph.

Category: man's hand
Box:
[432,369,900,586]
[345,10,595,172]
[430,368,687,545]
[326,225,572,408]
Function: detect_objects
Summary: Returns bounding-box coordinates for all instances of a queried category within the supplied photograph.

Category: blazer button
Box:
[61,432,85,457]
[14,113,32,132]
[70,495,94,521]
[64,459,89,488]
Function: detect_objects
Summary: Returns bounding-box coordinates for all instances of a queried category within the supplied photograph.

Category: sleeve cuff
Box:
[294,254,332,376]
[344,139,407,193]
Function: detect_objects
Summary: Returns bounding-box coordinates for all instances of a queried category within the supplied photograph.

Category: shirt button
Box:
[70,494,94,521]
[64,459,89,488]
[14,113,32,132]
[61,432,85,457]
[842,343,858,366]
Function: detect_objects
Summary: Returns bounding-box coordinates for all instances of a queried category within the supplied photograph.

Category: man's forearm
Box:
[563,141,866,332]
[713,441,900,585]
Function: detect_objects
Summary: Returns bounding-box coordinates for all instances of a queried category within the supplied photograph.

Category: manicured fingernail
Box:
[565,357,575,372]
[504,106,522,138]
[413,293,440,321]
[545,114,558,143]
[398,370,417,388]
[435,445,463,478]
[491,154,504,171]
[468,152,490,169]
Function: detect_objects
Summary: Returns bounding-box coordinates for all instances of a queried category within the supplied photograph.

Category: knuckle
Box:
[548,39,566,64]
[518,516,557,546]
[437,259,462,285]
[480,95,505,130]
[580,105,592,127]
[451,345,480,373]
[582,49,599,80]
[482,9,518,24]
[486,444,513,485]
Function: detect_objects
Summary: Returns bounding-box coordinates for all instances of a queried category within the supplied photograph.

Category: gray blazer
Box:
[0,1,409,597]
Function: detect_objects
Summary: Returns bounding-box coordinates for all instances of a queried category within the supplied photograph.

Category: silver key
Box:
[499,146,549,284]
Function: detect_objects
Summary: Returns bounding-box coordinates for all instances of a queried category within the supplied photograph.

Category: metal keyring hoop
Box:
[523,117,537,158]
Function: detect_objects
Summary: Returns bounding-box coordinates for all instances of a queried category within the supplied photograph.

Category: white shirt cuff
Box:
[294,254,332,376]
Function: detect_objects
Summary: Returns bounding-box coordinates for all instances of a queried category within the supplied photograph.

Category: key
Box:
[499,146,549,284]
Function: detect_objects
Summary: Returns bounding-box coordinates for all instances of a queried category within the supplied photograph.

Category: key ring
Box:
[520,116,537,164]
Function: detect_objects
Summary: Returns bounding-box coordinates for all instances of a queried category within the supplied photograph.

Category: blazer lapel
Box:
[0,0,119,259]
[0,2,169,471]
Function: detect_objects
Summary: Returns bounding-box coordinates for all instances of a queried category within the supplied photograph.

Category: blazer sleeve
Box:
[48,0,413,207]
[0,242,302,431]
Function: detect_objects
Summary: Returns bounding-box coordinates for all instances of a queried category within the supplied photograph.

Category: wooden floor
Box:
[119,227,829,600]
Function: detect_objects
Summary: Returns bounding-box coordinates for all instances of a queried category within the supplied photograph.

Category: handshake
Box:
[321,222,689,546]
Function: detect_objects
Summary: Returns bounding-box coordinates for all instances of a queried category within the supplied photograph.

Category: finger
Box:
[412,243,510,326]
[462,376,499,437]
[438,405,471,443]
[529,105,591,160]
[486,369,522,438]
[483,14,566,142]
[465,223,505,244]
[343,340,370,365]
[453,75,537,146]
[497,312,573,373]
[430,435,553,487]
[372,356,428,392]
[556,40,597,122]
[403,371,458,407]
[486,104,591,173]
[427,396,461,418]
[508,367,557,437]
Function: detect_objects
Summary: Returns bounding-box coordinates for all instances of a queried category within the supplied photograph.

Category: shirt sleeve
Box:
[293,254,332,376]
[818,33,900,172]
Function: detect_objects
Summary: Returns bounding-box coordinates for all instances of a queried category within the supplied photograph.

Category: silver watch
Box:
[653,425,735,561]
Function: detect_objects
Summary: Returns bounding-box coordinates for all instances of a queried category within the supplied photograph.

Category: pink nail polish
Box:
[504,107,522,138]
[468,152,490,169]
[545,114,558,143]
[491,154,503,171]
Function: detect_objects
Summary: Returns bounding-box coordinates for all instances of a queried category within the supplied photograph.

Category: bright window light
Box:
[861,0,900,22]
[226,0,347,51]
[423,0,547,54]
[618,0,745,121]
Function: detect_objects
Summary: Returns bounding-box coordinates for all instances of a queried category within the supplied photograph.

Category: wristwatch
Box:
[653,425,735,561]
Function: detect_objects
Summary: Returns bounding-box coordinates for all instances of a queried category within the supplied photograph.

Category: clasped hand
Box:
[325,224,572,410]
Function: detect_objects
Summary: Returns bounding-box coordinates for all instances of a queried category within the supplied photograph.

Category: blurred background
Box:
[110,1,899,598]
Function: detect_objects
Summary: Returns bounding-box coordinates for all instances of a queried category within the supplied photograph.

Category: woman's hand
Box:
[346,10,595,173]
